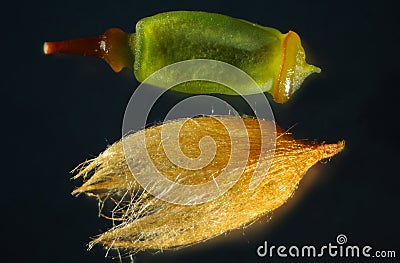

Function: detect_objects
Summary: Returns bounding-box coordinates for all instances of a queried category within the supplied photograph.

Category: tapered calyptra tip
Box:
[43,28,134,72]
[320,140,345,159]
[273,31,321,103]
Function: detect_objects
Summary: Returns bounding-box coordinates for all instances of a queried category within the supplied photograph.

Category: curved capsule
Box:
[44,11,320,103]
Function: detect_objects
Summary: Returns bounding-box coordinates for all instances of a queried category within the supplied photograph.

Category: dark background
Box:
[3,0,399,262]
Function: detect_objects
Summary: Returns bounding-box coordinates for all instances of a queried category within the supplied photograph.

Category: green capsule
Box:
[44,11,320,103]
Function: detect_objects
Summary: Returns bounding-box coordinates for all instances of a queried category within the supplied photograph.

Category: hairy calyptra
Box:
[72,116,344,254]
[44,11,320,103]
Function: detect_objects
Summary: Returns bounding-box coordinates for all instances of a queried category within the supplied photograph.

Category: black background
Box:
[4,0,399,262]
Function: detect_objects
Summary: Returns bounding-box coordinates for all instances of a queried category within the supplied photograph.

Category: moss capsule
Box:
[44,11,321,103]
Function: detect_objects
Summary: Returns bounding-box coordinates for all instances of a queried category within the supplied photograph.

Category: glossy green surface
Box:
[131,11,284,95]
